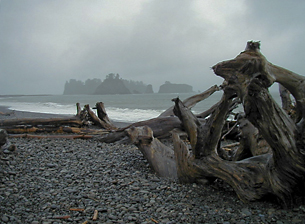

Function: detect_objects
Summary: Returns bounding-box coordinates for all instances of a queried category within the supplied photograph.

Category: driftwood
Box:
[95,102,117,130]
[5,126,108,135]
[1,41,304,207]
[159,85,220,117]
[123,41,305,207]
[0,86,221,140]
[0,103,116,135]
[9,134,94,139]
[0,129,8,147]
[0,129,16,152]
[126,126,178,178]
[84,104,117,130]
[170,41,305,206]
[0,117,82,128]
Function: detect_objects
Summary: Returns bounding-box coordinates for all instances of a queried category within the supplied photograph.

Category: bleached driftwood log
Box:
[170,41,305,206]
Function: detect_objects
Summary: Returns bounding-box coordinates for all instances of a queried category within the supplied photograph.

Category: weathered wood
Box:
[84,104,117,130]
[0,129,16,151]
[233,116,271,161]
[120,116,183,138]
[172,97,201,156]
[5,126,108,135]
[172,131,206,183]
[159,85,220,117]
[0,111,14,116]
[0,129,8,147]
[8,134,94,139]
[95,102,117,130]
[76,102,82,117]
[97,115,191,143]
[210,41,305,205]
[97,131,128,143]
[0,117,82,127]
[279,84,297,121]
[126,126,177,179]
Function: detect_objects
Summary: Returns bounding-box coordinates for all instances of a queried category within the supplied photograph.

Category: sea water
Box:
[0,91,282,123]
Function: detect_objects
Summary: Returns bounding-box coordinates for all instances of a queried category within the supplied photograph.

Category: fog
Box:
[0,0,304,94]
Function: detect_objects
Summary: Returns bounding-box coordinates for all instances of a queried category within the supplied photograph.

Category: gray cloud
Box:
[0,0,304,94]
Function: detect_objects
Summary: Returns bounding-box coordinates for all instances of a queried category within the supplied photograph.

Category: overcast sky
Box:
[0,0,304,94]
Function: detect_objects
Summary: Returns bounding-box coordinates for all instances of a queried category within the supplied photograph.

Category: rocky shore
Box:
[1,138,305,224]
[0,109,305,223]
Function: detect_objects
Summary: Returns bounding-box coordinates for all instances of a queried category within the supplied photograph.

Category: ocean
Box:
[0,91,282,123]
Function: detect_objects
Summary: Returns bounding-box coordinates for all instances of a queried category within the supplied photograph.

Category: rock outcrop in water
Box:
[145,84,154,94]
[63,78,102,95]
[63,74,154,95]
[158,81,193,93]
[94,74,131,95]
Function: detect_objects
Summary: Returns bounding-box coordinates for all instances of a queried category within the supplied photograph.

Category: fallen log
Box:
[0,117,82,127]
[5,126,108,135]
[8,134,94,139]
[97,116,183,143]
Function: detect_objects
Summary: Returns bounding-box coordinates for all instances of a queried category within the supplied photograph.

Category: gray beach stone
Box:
[0,138,303,223]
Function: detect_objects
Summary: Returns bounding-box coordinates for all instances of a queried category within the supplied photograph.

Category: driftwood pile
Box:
[1,41,305,207]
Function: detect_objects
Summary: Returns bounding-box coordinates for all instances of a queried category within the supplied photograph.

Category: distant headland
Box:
[63,73,193,95]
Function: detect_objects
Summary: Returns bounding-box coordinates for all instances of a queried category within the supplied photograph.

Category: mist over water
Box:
[0,91,282,123]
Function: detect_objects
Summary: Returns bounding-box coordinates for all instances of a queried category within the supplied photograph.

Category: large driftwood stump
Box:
[171,41,305,206]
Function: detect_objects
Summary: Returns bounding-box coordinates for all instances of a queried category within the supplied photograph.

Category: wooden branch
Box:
[196,100,221,119]
[84,104,117,130]
[172,97,202,158]
[95,102,117,130]
[159,85,220,117]
[76,102,82,117]
[97,116,187,143]
[120,116,183,137]
[267,62,305,123]
[172,89,235,159]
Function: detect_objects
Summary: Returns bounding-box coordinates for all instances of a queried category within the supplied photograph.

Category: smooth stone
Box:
[1,215,9,222]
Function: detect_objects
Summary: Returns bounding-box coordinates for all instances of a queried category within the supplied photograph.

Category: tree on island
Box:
[63,78,102,95]
[94,73,131,95]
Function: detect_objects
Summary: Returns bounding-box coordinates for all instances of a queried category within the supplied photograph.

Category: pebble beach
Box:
[1,108,305,223]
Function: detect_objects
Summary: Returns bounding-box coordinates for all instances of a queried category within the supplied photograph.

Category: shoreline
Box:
[0,106,131,128]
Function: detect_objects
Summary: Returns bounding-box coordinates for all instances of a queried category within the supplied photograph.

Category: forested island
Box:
[63,73,193,95]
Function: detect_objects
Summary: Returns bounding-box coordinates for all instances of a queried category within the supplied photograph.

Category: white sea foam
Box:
[1,101,163,122]
[1,101,75,115]
[106,107,163,122]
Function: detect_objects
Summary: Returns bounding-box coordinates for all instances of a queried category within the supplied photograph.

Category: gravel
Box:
[1,138,305,223]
